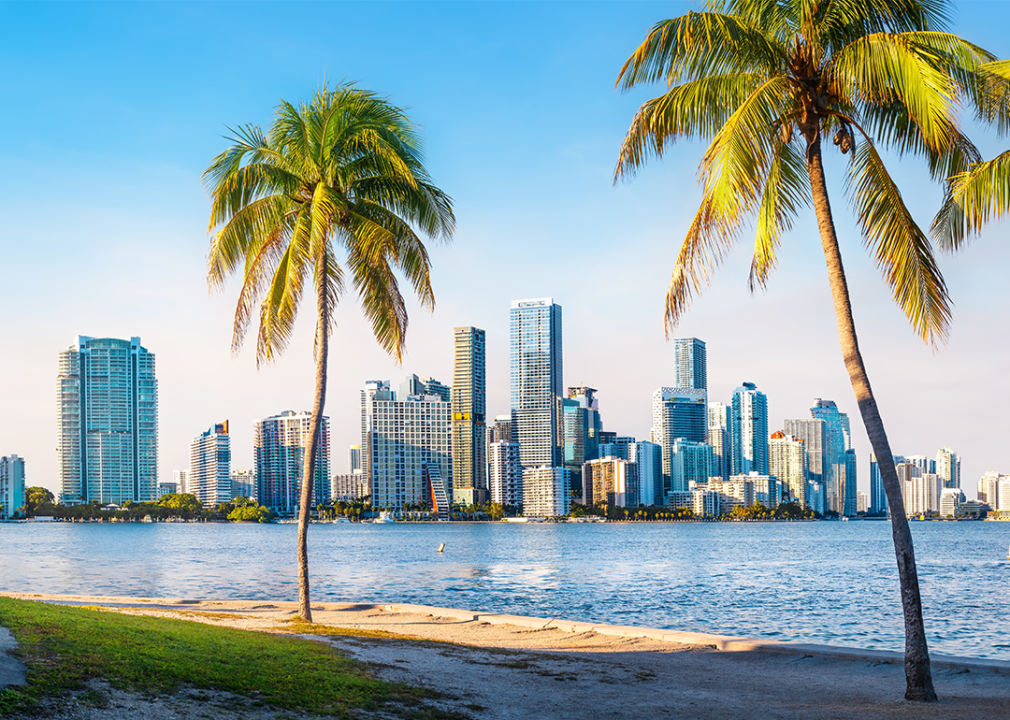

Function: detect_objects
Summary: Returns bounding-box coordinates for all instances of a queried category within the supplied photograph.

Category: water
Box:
[1,520,1008,660]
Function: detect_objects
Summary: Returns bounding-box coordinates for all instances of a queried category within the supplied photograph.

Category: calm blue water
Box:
[1,520,1008,660]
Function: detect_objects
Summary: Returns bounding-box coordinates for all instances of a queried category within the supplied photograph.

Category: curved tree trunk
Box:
[297,254,330,623]
[806,135,937,701]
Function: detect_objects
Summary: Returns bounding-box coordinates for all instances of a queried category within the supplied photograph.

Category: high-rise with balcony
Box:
[935,447,961,489]
[0,455,26,519]
[731,382,768,476]
[510,298,563,469]
[652,387,707,499]
[58,336,158,506]
[190,421,231,508]
[769,432,807,506]
[562,386,603,498]
[254,410,330,516]
[708,402,731,480]
[783,417,827,513]
[452,326,486,505]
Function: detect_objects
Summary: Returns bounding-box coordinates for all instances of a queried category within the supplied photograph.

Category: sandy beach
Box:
[2,591,1009,719]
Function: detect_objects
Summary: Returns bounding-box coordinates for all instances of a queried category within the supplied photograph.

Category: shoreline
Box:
[2,591,1008,673]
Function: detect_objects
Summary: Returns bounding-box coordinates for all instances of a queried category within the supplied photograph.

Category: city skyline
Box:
[3,2,1010,502]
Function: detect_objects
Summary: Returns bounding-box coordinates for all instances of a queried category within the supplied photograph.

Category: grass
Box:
[0,597,468,719]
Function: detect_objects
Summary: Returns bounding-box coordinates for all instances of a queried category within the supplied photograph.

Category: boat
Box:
[372,511,397,524]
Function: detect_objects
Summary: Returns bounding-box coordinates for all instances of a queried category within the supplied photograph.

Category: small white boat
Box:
[372,511,397,524]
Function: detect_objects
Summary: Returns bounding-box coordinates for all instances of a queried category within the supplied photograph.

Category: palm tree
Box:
[205,84,454,622]
[615,0,1004,701]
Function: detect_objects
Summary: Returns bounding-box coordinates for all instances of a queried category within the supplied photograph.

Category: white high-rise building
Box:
[769,432,808,506]
[0,455,26,519]
[940,488,965,517]
[510,298,563,469]
[58,336,158,506]
[783,418,827,511]
[935,447,961,489]
[583,457,637,507]
[629,441,662,507]
[999,476,1010,513]
[190,421,231,508]
[362,379,452,511]
[978,471,1003,508]
[488,441,523,508]
[522,466,570,517]
[255,410,331,516]
[172,470,188,495]
[901,466,940,516]
[673,337,707,391]
[708,403,731,481]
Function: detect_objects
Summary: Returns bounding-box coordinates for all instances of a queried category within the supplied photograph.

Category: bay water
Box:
[1,520,1008,660]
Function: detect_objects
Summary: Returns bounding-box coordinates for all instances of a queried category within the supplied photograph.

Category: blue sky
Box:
[2,1,1009,500]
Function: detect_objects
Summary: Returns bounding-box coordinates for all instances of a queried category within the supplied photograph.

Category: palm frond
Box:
[750,139,810,290]
[846,139,951,345]
[933,150,1010,248]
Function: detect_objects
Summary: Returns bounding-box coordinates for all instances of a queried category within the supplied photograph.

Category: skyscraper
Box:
[488,441,523,508]
[674,337,707,391]
[731,382,768,476]
[255,410,330,516]
[708,402,731,480]
[189,421,231,508]
[522,466,571,517]
[782,418,827,511]
[452,326,487,505]
[58,336,158,506]
[810,398,855,516]
[0,455,26,519]
[669,440,714,493]
[510,298,563,468]
[869,453,904,515]
[361,379,452,510]
[769,432,807,506]
[562,386,603,498]
[935,447,961,489]
[652,387,707,498]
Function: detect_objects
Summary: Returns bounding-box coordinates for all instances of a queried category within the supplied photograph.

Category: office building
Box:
[629,441,663,507]
[731,382,768,476]
[978,471,1003,508]
[399,374,451,403]
[157,482,177,498]
[769,432,807,506]
[562,386,603,497]
[488,415,514,444]
[940,488,965,517]
[869,453,904,515]
[935,447,961,489]
[783,418,827,511]
[674,337,707,391]
[510,298,563,468]
[173,470,188,495]
[57,336,158,505]
[810,399,855,516]
[904,455,935,475]
[255,410,331,516]
[451,326,487,505]
[583,457,637,507]
[231,470,256,500]
[189,421,231,508]
[348,446,362,475]
[0,455,26,519]
[670,440,713,494]
[361,379,451,511]
[652,386,707,496]
[332,473,369,502]
[708,403,731,481]
[599,436,636,461]
[522,465,571,517]
[488,440,523,508]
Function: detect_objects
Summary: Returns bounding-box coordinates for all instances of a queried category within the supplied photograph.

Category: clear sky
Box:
[1,1,1008,501]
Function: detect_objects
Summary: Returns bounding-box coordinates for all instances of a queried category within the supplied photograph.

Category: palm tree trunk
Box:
[297,254,330,623]
[806,135,937,702]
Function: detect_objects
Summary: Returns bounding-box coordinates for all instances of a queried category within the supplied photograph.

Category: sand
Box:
[2,591,1009,719]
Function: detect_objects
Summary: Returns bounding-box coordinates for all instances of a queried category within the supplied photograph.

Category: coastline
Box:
[3,592,1009,719]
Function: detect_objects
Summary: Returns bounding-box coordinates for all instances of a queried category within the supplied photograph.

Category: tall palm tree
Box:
[615,0,1004,702]
[205,84,454,622]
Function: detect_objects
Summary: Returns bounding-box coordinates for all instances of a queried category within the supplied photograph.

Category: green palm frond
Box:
[617,12,784,90]
[750,139,810,290]
[615,73,772,179]
[933,150,1010,248]
[846,140,951,344]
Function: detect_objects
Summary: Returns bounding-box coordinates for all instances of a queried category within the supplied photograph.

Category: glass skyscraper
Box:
[255,410,331,516]
[451,326,486,505]
[731,382,768,476]
[510,298,563,469]
[674,337,707,391]
[811,398,855,516]
[58,336,158,505]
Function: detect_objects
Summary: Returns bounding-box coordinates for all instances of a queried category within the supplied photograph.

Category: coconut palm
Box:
[205,84,454,622]
[616,0,1005,701]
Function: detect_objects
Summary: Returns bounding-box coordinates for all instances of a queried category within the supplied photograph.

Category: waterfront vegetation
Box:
[0,597,458,719]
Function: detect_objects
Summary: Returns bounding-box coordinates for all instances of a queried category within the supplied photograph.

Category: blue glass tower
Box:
[731,382,768,475]
[510,298,563,468]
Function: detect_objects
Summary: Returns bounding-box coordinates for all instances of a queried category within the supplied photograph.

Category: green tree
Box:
[25,487,55,516]
[205,84,454,622]
[614,0,1004,700]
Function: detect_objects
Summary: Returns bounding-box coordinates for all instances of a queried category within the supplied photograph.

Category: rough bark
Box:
[805,134,937,701]
[297,253,330,623]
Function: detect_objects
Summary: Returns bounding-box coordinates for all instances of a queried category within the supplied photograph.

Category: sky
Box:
[1,1,1008,501]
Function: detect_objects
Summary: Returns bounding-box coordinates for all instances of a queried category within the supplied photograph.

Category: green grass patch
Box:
[0,597,466,718]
